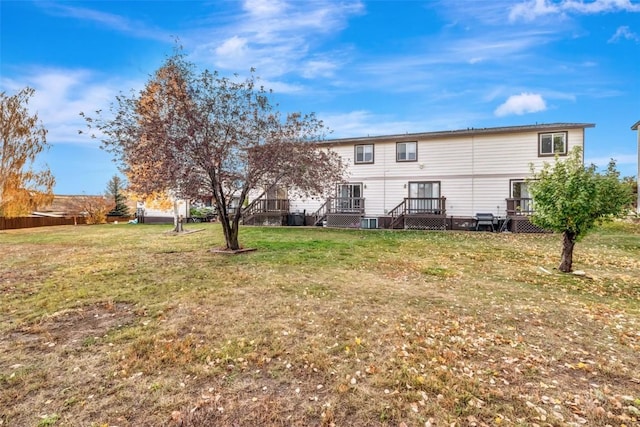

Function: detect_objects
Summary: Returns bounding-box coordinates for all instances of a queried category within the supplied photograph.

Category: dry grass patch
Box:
[1,222,639,426]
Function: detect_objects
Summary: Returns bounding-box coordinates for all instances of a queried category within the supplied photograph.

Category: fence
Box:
[0,216,87,230]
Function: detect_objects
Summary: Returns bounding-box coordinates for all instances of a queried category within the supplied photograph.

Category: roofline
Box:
[631,120,640,130]
[320,122,596,145]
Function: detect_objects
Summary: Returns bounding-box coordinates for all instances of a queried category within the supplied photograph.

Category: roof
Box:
[631,120,640,130]
[320,122,596,145]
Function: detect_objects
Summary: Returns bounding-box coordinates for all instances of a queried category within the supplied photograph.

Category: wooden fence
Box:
[0,216,87,230]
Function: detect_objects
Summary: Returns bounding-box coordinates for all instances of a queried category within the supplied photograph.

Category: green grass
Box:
[1,222,639,426]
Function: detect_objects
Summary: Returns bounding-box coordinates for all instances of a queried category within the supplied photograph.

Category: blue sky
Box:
[1,0,639,195]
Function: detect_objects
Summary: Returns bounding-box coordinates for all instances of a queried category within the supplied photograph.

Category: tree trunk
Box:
[227,224,240,250]
[173,217,184,233]
[172,200,184,233]
[559,230,576,273]
[219,211,240,250]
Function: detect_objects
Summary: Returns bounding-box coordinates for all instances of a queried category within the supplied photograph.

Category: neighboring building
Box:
[245,122,594,232]
[632,120,640,214]
[135,199,190,224]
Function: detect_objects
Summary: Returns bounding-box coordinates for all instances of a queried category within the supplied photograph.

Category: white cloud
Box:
[608,26,640,43]
[563,0,640,14]
[243,0,287,17]
[301,59,339,79]
[215,36,250,57]
[1,68,136,145]
[38,2,170,41]
[494,92,547,117]
[190,0,364,80]
[319,110,476,139]
[320,111,424,138]
[585,153,638,169]
[509,0,560,22]
[509,0,640,22]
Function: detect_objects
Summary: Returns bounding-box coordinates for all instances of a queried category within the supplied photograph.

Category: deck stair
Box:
[312,200,329,226]
[388,200,406,229]
[242,198,289,225]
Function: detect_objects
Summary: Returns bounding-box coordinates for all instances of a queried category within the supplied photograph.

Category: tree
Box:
[528,146,633,272]
[621,176,638,212]
[105,174,130,217]
[70,195,110,224]
[84,51,345,249]
[0,87,55,217]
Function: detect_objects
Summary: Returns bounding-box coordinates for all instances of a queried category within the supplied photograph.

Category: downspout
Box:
[471,135,475,214]
[632,121,640,214]
[383,143,386,215]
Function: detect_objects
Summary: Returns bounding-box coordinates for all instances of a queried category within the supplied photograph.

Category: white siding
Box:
[289,125,588,219]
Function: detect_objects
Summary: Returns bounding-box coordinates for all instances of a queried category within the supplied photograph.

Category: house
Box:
[136,199,191,224]
[245,122,594,232]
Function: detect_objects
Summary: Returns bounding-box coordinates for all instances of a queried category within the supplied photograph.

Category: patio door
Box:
[337,183,362,212]
[510,180,532,213]
[266,186,287,211]
[408,181,440,212]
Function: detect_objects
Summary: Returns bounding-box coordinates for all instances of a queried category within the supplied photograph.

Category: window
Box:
[510,179,533,214]
[354,144,374,164]
[408,181,441,213]
[396,141,417,162]
[539,132,567,156]
[336,183,363,212]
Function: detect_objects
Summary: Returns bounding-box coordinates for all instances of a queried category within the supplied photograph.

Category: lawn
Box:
[1,222,639,427]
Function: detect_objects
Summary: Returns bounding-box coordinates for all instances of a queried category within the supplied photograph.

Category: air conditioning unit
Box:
[360,217,378,229]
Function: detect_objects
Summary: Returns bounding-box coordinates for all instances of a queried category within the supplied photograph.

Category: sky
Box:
[1,0,639,195]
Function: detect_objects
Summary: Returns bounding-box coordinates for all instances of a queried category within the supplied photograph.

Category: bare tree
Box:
[84,51,345,249]
[0,87,55,217]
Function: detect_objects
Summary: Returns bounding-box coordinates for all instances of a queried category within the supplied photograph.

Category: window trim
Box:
[336,182,364,213]
[354,144,375,164]
[509,179,528,198]
[336,182,363,198]
[509,179,534,215]
[538,131,568,157]
[408,181,441,198]
[396,141,418,162]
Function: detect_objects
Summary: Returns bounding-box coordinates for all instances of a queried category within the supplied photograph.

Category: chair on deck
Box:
[475,213,495,232]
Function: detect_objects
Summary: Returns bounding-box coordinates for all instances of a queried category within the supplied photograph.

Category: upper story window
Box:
[354,144,374,164]
[539,132,567,156]
[396,141,417,162]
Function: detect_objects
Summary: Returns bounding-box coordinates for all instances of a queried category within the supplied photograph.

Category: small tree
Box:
[70,195,110,224]
[0,87,55,217]
[528,146,633,272]
[105,175,130,217]
[84,51,345,249]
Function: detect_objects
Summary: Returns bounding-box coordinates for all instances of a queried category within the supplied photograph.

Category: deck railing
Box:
[331,197,366,214]
[506,198,534,216]
[405,197,446,214]
[389,197,446,228]
[243,198,290,217]
[312,197,366,225]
